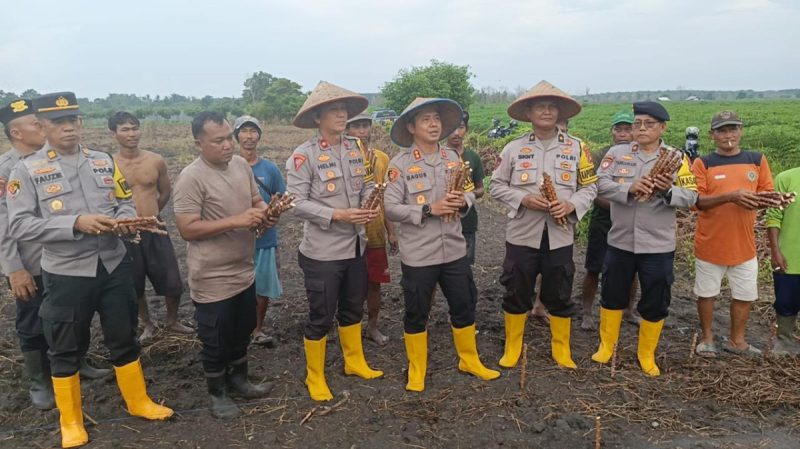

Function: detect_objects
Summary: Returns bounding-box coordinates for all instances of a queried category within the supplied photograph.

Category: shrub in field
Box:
[381,60,475,114]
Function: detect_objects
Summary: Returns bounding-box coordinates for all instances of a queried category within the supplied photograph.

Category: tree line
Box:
[2,61,796,124]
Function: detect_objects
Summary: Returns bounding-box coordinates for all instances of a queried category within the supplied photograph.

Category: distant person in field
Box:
[233,115,285,348]
[593,101,697,377]
[445,110,485,266]
[580,109,640,331]
[345,112,396,346]
[693,111,774,358]
[767,165,800,356]
[286,82,382,402]
[174,112,277,419]
[492,81,598,370]
[110,112,192,342]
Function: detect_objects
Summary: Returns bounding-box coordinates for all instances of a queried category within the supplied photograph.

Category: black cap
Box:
[633,101,670,122]
[33,92,82,120]
[0,99,36,126]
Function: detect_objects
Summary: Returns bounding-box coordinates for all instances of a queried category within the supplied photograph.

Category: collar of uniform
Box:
[416,145,446,167]
[635,139,665,163]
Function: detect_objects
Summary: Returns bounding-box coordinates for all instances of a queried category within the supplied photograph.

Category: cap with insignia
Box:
[632,101,670,122]
[0,99,35,126]
[610,108,634,126]
[33,92,82,120]
[710,110,743,130]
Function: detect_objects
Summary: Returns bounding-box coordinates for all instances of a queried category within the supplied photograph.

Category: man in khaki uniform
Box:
[174,111,276,419]
[385,97,499,392]
[592,101,697,377]
[8,92,172,448]
[491,81,598,370]
[286,82,382,402]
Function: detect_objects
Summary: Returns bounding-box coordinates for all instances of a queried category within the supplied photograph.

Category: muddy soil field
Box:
[0,124,798,449]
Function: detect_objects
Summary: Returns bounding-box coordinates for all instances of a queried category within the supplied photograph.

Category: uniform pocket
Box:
[406,178,433,205]
[511,162,537,186]
[554,168,576,187]
[39,304,78,353]
[304,278,328,320]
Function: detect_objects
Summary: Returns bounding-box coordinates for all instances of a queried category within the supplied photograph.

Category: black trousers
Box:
[601,246,674,322]
[500,235,576,318]
[193,283,256,374]
[400,256,477,334]
[40,258,140,377]
[299,251,367,340]
[12,275,48,352]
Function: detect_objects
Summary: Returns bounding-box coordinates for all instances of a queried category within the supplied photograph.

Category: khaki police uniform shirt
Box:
[173,155,261,303]
[491,130,598,250]
[384,146,475,267]
[0,148,42,276]
[7,145,135,277]
[286,134,373,262]
[597,141,698,254]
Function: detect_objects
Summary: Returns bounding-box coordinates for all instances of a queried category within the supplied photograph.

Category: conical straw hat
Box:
[390,97,463,148]
[507,80,581,122]
[292,81,369,129]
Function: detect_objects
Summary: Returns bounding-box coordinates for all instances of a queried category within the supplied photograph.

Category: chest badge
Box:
[747,170,757,182]
[326,170,336,179]
[561,172,571,182]
[521,147,532,154]
[326,182,336,192]
[520,172,529,182]
[416,194,426,205]
[34,167,56,175]
[45,183,63,194]
[50,199,64,211]
[318,155,330,162]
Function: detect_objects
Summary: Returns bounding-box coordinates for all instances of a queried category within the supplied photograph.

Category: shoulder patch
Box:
[7,179,21,198]
[293,154,307,171]
[388,167,400,183]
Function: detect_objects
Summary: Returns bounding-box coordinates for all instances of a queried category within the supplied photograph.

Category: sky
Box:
[1,0,797,99]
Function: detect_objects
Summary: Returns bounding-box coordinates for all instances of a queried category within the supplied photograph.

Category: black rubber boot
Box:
[22,350,55,410]
[79,358,112,380]
[227,360,273,399]
[206,372,241,419]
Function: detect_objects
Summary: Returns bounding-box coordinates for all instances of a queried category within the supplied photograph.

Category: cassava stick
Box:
[540,173,568,230]
[444,161,471,223]
[636,147,683,202]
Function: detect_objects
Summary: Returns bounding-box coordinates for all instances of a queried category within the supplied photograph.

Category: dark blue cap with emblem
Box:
[33,92,82,120]
[0,99,36,126]
[632,101,670,122]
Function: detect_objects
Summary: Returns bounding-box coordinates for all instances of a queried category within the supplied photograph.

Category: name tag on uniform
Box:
[714,174,727,180]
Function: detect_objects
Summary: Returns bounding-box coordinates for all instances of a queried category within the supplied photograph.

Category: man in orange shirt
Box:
[693,111,773,357]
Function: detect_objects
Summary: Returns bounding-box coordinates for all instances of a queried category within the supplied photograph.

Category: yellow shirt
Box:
[364,147,390,248]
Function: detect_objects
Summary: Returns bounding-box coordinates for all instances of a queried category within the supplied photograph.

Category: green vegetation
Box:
[380,60,475,113]
[467,100,800,173]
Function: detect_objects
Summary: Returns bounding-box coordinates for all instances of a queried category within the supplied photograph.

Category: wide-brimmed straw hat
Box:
[390,97,463,148]
[346,112,372,125]
[292,81,368,129]
[507,80,581,122]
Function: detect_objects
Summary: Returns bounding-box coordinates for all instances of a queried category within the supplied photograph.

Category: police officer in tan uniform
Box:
[491,81,598,370]
[7,92,172,448]
[0,98,54,410]
[286,82,382,402]
[385,97,500,392]
[592,101,698,377]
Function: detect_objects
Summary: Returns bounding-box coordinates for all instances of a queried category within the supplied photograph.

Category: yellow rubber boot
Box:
[114,359,173,420]
[52,374,88,448]
[304,337,333,401]
[637,319,665,377]
[499,312,528,368]
[591,308,624,364]
[339,323,383,379]
[452,325,501,380]
[404,331,428,392]
[549,316,577,369]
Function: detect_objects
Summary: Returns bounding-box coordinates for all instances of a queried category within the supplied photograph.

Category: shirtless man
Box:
[110,112,192,341]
